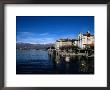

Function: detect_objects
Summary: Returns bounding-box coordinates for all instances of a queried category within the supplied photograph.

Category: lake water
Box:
[16,49,94,74]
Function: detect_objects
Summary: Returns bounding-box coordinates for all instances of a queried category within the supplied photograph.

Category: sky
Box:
[16,16,94,44]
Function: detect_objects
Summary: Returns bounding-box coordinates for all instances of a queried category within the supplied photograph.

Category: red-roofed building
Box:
[77,31,94,49]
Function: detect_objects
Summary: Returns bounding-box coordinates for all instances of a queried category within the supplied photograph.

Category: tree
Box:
[85,45,90,49]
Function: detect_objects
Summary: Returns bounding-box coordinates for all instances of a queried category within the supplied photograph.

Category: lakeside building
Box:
[55,31,94,49]
[77,31,94,49]
[55,38,78,50]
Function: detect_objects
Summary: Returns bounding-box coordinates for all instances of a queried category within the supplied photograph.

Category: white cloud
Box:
[17,32,74,44]
[39,33,49,36]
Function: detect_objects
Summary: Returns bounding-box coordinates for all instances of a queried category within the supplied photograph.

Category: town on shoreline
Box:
[48,31,94,61]
[47,31,94,73]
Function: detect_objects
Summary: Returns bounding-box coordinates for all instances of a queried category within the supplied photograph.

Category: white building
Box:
[55,31,94,49]
[77,31,94,49]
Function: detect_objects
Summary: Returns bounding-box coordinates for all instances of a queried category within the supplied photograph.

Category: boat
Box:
[65,56,70,62]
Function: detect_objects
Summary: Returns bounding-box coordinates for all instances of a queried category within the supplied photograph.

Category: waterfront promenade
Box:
[48,48,94,62]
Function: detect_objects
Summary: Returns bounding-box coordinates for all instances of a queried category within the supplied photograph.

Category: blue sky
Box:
[16,16,94,44]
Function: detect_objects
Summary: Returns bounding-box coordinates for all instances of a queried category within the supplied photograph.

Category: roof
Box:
[56,38,78,42]
[71,39,78,41]
[83,34,94,36]
[83,31,94,36]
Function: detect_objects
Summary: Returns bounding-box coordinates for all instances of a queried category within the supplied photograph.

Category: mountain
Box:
[16,43,55,50]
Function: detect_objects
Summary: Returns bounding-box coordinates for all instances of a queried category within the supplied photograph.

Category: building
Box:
[77,31,94,49]
[55,38,78,50]
[55,31,94,50]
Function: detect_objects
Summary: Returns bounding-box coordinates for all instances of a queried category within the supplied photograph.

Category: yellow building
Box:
[55,39,78,49]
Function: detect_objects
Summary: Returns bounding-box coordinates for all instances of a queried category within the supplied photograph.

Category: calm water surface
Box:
[16,49,94,74]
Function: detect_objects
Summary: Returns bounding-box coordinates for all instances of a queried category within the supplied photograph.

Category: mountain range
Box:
[16,43,55,50]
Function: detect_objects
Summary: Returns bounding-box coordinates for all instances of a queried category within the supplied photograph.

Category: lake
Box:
[16,49,94,74]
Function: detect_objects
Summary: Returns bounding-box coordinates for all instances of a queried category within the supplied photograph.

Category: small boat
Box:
[65,56,70,62]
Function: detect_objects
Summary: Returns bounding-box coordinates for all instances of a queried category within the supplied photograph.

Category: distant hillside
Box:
[16,43,55,50]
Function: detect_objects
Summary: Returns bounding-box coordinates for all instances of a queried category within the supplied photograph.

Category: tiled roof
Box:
[83,34,94,36]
